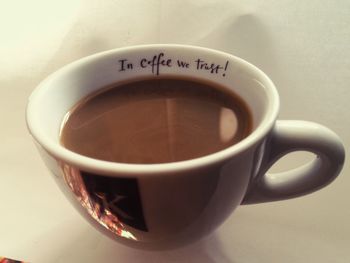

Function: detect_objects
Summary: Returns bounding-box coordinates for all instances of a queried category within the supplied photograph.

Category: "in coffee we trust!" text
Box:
[117,52,229,77]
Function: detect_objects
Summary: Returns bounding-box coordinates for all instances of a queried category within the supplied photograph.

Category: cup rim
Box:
[26,44,279,176]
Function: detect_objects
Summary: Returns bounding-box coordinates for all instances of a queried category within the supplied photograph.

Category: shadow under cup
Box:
[26,45,278,249]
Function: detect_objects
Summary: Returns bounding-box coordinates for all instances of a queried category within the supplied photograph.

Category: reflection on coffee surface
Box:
[60,77,252,164]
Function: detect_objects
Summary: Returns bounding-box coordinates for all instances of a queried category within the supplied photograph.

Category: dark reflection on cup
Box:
[81,171,148,231]
[60,163,147,240]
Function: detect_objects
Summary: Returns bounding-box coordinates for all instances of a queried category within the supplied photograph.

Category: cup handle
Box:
[242,120,345,204]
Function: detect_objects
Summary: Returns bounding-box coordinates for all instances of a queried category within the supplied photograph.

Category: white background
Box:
[0,0,349,262]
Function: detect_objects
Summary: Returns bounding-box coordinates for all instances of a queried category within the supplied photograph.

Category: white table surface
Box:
[1,1,349,262]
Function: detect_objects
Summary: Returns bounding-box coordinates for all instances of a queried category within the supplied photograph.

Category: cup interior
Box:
[26,45,279,171]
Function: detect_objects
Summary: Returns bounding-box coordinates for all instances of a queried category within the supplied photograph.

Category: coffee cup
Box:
[26,44,345,249]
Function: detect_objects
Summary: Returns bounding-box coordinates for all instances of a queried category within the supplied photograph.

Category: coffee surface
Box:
[60,77,252,164]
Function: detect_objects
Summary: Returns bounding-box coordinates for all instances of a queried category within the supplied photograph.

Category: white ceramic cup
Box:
[26,44,345,250]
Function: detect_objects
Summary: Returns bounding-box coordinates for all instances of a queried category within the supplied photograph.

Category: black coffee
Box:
[60,77,252,164]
